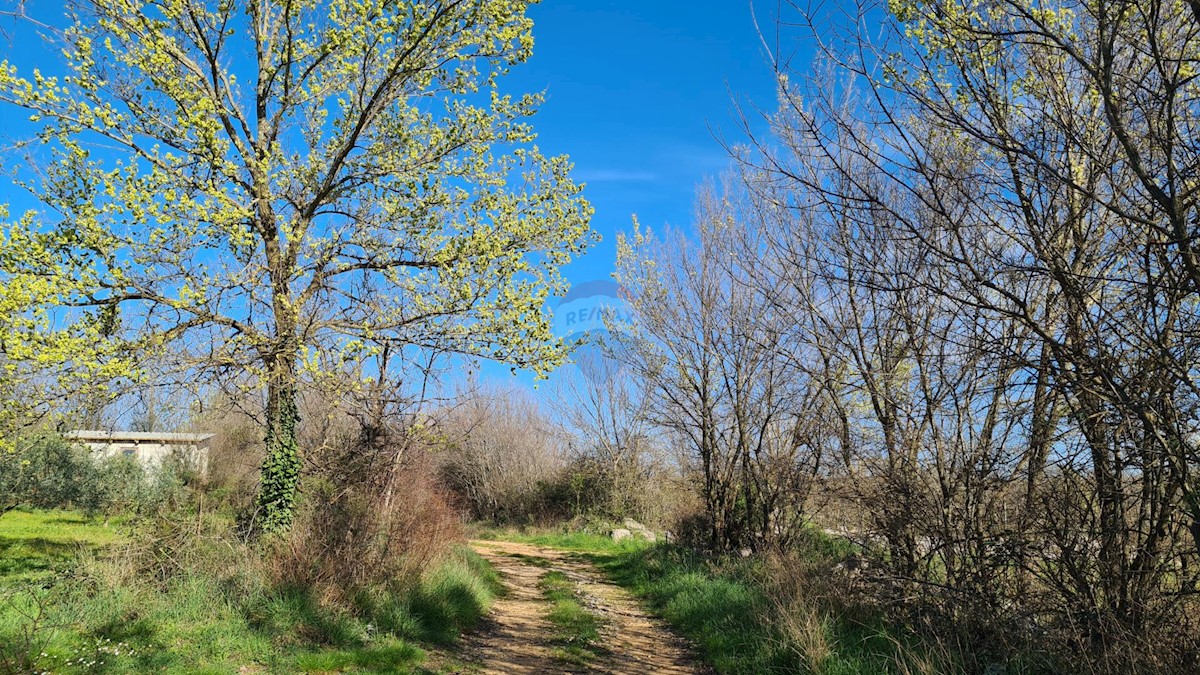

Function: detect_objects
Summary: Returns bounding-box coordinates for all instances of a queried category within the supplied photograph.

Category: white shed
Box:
[65,431,214,477]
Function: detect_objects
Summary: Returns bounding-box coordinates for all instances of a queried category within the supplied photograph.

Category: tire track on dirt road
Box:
[459,540,706,675]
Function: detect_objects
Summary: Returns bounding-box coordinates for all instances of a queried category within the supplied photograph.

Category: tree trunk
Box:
[253,191,300,534]
[256,358,301,534]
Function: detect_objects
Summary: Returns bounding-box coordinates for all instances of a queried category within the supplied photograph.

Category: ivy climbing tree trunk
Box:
[258,363,301,534]
[252,154,303,534]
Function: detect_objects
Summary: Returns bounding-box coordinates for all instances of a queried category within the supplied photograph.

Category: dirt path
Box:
[457,539,706,675]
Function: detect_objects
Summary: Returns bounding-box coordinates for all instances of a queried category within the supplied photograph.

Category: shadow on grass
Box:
[584,544,960,675]
[591,546,791,674]
[2,531,503,673]
[85,616,173,673]
[375,582,491,646]
[503,552,552,568]
[43,515,91,526]
[249,586,368,647]
[0,536,84,580]
[358,548,506,648]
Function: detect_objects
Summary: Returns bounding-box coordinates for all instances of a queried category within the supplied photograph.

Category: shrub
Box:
[437,390,569,525]
[1,435,93,514]
[0,435,185,518]
[271,432,463,606]
[1,503,495,672]
[88,456,189,517]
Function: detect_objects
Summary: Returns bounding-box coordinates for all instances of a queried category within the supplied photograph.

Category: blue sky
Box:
[0,1,784,277]
[507,1,781,288]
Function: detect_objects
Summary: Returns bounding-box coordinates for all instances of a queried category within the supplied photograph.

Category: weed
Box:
[537,569,607,666]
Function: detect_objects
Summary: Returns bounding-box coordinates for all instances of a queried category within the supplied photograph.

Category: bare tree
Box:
[615,183,825,551]
[548,349,677,520]
[705,0,1200,666]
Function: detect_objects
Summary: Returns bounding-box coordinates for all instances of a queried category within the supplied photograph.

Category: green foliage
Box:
[257,390,301,535]
[91,456,189,516]
[0,0,596,533]
[0,435,184,518]
[0,509,501,673]
[0,207,132,449]
[0,435,92,514]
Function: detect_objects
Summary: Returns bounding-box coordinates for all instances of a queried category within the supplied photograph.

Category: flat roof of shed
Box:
[65,431,215,443]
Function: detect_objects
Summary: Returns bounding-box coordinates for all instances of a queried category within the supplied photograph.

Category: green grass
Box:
[472,524,648,554]
[357,548,505,647]
[537,569,606,666]
[0,509,126,583]
[593,546,792,674]
[291,642,424,673]
[0,509,504,674]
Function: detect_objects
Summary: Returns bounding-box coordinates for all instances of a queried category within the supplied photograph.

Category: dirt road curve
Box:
[458,540,706,675]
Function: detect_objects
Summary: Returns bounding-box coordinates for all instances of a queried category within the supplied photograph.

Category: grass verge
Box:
[471,524,647,554]
[537,568,606,666]
[595,545,957,674]
[0,509,126,582]
[592,545,793,674]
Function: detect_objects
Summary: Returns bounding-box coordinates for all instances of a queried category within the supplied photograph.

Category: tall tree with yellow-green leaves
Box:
[0,0,594,533]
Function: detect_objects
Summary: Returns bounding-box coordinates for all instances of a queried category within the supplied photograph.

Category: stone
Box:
[622,518,648,531]
[611,528,633,542]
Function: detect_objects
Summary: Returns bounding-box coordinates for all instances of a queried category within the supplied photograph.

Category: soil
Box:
[446,539,708,675]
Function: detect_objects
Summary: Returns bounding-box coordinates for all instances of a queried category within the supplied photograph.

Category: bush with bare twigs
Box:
[436,388,570,525]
